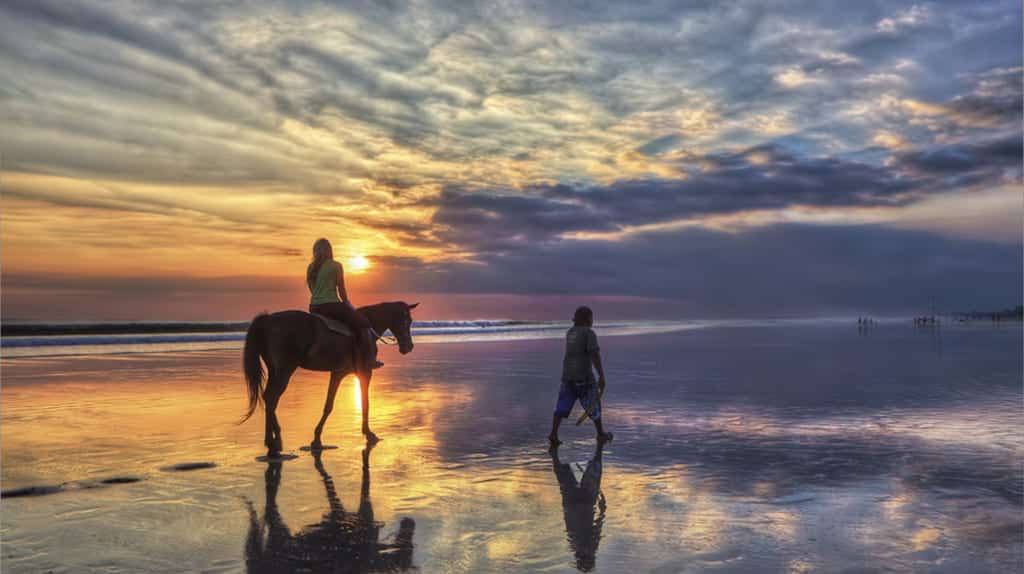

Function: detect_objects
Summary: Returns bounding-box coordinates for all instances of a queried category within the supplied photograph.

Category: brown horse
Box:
[241,301,418,456]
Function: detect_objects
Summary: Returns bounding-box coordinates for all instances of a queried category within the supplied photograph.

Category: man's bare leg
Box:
[594,419,613,443]
[548,415,563,448]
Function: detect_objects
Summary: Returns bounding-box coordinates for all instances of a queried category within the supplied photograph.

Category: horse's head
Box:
[392,302,418,355]
[360,301,419,355]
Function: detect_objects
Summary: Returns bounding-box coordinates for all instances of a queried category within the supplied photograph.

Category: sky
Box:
[1,0,1021,321]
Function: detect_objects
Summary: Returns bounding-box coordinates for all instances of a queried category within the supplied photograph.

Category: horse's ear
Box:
[407,302,420,310]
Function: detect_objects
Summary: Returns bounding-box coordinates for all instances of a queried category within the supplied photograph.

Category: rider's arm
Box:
[334,262,350,302]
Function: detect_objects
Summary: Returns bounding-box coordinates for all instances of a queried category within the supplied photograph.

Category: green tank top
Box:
[309,260,342,305]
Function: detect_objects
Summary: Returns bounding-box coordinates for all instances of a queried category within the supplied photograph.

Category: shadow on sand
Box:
[245,444,415,573]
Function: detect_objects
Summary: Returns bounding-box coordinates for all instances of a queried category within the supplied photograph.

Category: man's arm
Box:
[588,331,606,387]
[591,352,606,387]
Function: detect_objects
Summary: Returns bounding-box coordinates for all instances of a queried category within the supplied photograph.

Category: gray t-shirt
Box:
[561,326,600,383]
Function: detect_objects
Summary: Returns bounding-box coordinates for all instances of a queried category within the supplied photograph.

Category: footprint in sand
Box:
[1,484,65,498]
[101,476,144,484]
[161,462,218,472]
[2,476,144,498]
[254,454,300,462]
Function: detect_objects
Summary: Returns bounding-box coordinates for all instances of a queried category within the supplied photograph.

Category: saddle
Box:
[311,313,354,337]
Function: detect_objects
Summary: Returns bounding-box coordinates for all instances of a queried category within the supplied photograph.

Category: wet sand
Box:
[2,324,1021,573]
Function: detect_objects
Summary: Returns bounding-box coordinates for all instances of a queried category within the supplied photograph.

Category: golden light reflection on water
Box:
[911,527,942,551]
[0,353,748,571]
[1,348,1021,573]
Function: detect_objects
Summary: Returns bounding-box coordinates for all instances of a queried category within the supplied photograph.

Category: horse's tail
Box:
[240,313,269,423]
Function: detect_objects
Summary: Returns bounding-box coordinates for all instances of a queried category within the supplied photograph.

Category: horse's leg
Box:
[311,371,344,450]
[265,365,296,457]
[359,369,379,444]
[264,386,280,456]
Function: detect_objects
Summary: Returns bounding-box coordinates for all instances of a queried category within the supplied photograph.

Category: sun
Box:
[348,255,371,273]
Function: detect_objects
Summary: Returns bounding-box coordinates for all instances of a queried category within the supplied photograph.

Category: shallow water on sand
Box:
[1,323,1021,573]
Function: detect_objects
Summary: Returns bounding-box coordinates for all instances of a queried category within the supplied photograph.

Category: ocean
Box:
[0,318,842,358]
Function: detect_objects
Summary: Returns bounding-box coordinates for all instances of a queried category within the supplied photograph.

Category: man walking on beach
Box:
[549,306,613,447]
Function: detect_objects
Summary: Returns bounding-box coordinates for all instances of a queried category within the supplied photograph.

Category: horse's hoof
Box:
[309,441,323,451]
[365,432,380,445]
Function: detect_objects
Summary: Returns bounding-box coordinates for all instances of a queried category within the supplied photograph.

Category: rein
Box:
[373,330,399,346]
[359,302,409,347]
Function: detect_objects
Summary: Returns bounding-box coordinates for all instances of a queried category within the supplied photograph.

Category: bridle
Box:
[371,311,410,347]
[374,330,399,346]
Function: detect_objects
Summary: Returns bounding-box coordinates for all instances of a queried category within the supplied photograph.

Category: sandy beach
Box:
[2,322,1021,573]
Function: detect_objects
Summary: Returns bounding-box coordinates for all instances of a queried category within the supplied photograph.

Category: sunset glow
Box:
[348,256,371,274]
[0,1,1019,321]
[1,5,1019,573]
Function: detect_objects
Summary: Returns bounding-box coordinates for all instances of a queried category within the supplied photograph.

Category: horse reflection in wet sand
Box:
[241,301,418,457]
[551,442,607,572]
[245,445,415,573]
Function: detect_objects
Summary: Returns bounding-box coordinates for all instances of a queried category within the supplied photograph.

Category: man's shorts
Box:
[553,380,600,421]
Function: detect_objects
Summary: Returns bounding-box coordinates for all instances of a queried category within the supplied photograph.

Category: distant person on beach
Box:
[306,238,383,371]
[549,306,613,447]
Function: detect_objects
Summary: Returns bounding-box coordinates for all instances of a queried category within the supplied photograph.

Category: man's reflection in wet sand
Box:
[245,445,415,573]
[551,443,607,572]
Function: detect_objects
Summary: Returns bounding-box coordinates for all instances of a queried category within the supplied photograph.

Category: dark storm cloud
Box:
[945,67,1024,127]
[895,133,1022,178]
[386,224,1023,316]
[422,135,1018,252]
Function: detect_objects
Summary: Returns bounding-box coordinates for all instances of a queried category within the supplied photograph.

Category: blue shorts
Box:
[554,380,600,421]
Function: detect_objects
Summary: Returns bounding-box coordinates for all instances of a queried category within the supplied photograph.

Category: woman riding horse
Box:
[307,238,382,372]
[242,239,418,456]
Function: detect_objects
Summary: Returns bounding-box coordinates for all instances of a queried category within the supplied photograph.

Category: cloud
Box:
[774,67,825,89]
[945,67,1023,128]
[894,133,1022,179]
[2,0,1017,190]
[0,0,1020,318]
[378,223,1022,316]
[422,132,1020,254]
[7,221,1017,320]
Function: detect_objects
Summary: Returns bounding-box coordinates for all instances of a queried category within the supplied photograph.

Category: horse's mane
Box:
[357,301,405,314]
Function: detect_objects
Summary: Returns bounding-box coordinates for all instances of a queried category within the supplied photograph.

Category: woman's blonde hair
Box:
[307,238,334,287]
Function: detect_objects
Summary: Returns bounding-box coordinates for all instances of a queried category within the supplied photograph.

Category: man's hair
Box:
[572,306,593,327]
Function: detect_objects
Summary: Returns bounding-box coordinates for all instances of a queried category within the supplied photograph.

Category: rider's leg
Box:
[363,328,382,369]
[310,302,383,370]
[344,304,382,369]
[337,302,382,369]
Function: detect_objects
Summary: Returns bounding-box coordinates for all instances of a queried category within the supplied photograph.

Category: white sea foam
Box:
[0,317,869,358]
